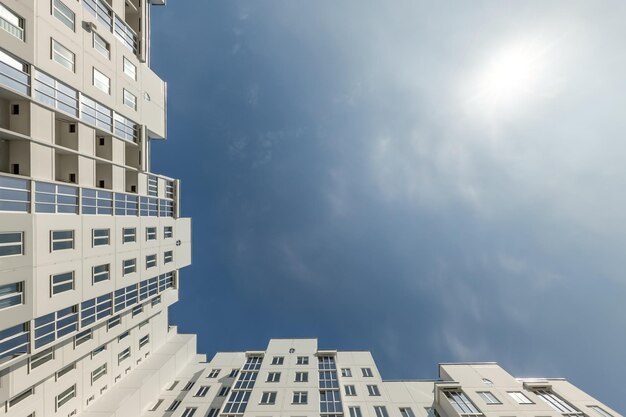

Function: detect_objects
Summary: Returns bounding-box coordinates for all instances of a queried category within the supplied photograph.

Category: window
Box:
[374,407,390,417]
[183,381,195,391]
[51,230,74,251]
[349,407,363,417]
[92,263,110,283]
[229,368,239,377]
[320,389,342,413]
[0,232,23,256]
[167,380,179,391]
[139,334,149,348]
[52,39,75,71]
[146,227,157,240]
[56,363,75,379]
[0,282,24,310]
[123,57,137,80]
[0,3,24,40]
[341,368,352,377]
[207,409,219,417]
[344,385,356,396]
[260,391,277,404]
[92,344,106,357]
[118,347,131,364]
[195,385,210,397]
[267,372,280,382]
[146,254,157,269]
[56,384,76,410]
[589,406,614,417]
[295,371,308,382]
[51,271,74,295]
[123,258,136,275]
[398,409,416,417]
[93,68,110,94]
[132,304,143,317]
[122,227,136,243]
[166,400,181,412]
[107,315,121,329]
[30,347,54,369]
[367,385,381,396]
[75,329,92,346]
[293,391,308,404]
[149,399,163,411]
[164,250,173,263]
[297,356,309,365]
[92,228,110,246]
[164,226,173,238]
[8,387,33,408]
[151,295,161,306]
[477,391,500,404]
[52,0,74,30]
[91,363,107,384]
[534,389,582,415]
[508,391,533,404]
[181,408,197,417]
[123,89,136,110]
[139,319,149,328]
[208,369,221,378]
[93,32,110,58]
[444,390,482,416]
[218,386,230,396]
[271,356,284,365]
[361,367,373,377]
[118,331,130,341]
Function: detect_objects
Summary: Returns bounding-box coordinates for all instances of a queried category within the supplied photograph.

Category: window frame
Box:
[50,230,74,251]
[50,271,74,295]
[0,232,24,257]
[0,281,24,310]
[51,39,75,72]
[93,67,110,94]
[93,32,110,59]
[52,0,75,31]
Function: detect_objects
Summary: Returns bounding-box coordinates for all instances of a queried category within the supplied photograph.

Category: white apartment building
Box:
[0,2,620,417]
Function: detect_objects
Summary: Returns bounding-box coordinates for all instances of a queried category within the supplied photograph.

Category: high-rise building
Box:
[0,2,619,417]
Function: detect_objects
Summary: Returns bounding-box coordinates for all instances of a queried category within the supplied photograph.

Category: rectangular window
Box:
[92,228,110,246]
[164,226,173,238]
[293,391,308,404]
[167,381,179,391]
[139,319,149,329]
[149,399,163,411]
[195,385,210,397]
[271,356,284,365]
[218,386,230,396]
[151,295,161,306]
[92,344,106,357]
[107,315,121,329]
[123,57,137,80]
[30,347,54,369]
[589,406,614,417]
[182,381,195,391]
[400,408,416,417]
[51,271,74,295]
[295,371,308,382]
[229,368,239,378]
[0,3,25,40]
[51,230,74,251]
[91,363,107,384]
[123,258,136,275]
[164,250,173,264]
[52,0,74,31]
[122,227,136,243]
[267,372,280,382]
[296,355,309,365]
[56,363,75,379]
[118,347,131,364]
[139,334,149,348]
[75,329,92,346]
[534,389,581,414]
[341,368,352,377]
[132,304,143,317]
[92,263,110,283]
[344,385,356,396]
[146,254,157,269]
[8,387,33,408]
[367,385,381,396]
[93,68,110,94]
[0,232,24,257]
[374,406,390,417]
[52,39,75,72]
[260,391,277,404]
[56,384,76,410]
[117,330,130,341]
[207,409,219,417]
[361,367,373,377]
[181,408,197,417]
[444,390,482,416]
[508,391,533,404]
[166,400,181,412]
[123,89,136,110]
[349,406,363,417]
[208,369,220,378]
[146,227,157,240]
[0,282,24,310]
[93,32,110,58]
[477,391,500,404]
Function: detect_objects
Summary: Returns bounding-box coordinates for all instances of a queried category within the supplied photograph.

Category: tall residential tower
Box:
[0,2,619,417]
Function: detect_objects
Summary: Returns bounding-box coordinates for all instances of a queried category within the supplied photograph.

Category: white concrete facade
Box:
[0,2,619,417]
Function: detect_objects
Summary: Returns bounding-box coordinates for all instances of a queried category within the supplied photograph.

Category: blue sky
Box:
[150,1,626,411]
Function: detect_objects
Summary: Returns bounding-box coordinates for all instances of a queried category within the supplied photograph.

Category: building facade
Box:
[0,2,620,417]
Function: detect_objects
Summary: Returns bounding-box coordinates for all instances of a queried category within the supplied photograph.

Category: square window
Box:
[271,356,284,365]
[260,391,277,404]
[367,385,381,396]
[293,391,308,404]
[296,356,309,365]
[267,372,281,382]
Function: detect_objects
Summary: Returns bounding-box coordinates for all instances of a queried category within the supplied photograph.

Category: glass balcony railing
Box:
[114,16,138,54]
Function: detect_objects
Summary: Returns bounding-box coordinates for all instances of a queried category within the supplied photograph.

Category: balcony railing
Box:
[0,15,24,41]
[82,0,113,32]
[114,15,138,54]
